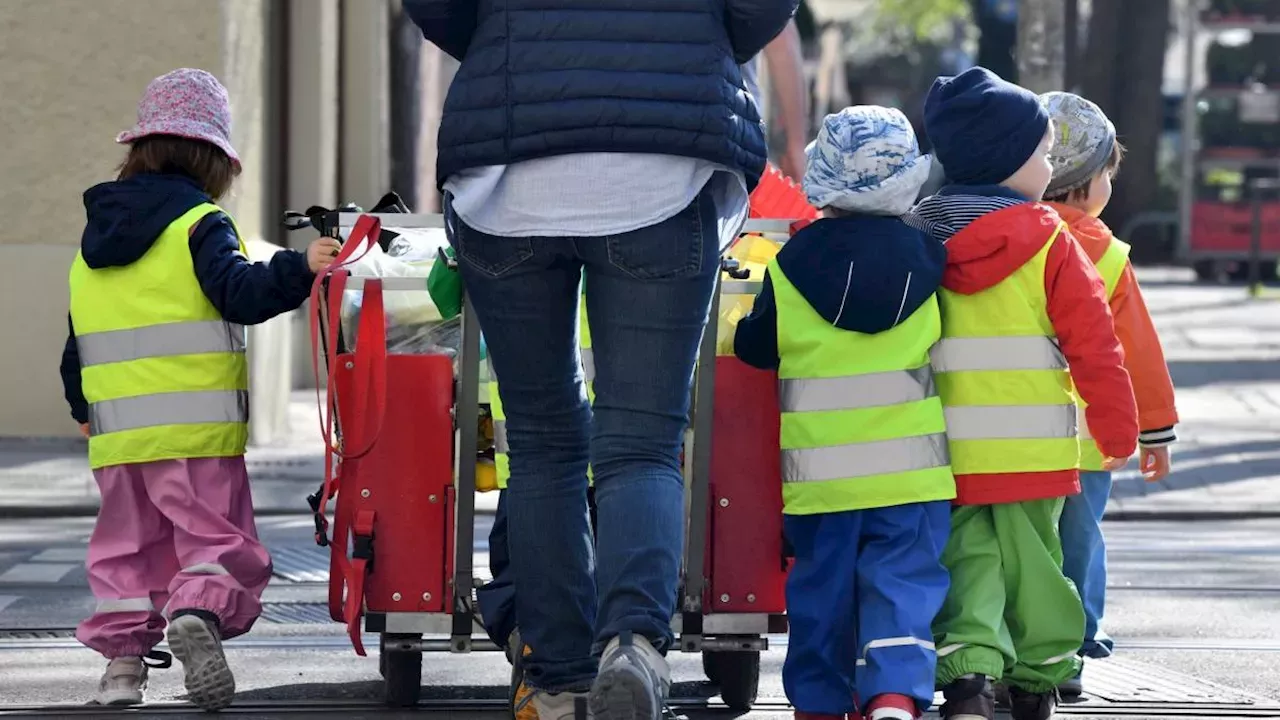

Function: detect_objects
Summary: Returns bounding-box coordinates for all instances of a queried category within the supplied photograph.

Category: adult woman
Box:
[405,2,797,718]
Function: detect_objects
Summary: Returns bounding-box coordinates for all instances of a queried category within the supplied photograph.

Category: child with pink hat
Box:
[59,68,340,710]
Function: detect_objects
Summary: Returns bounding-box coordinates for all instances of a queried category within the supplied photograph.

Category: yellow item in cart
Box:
[716,233,784,356]
[476,459,499,493]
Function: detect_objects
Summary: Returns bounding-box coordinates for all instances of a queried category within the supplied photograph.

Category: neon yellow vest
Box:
[491,295,594,490]
[1077,237,1131,470]
[931,224,1080,475]
[771,261,956,515]
[68,203,250,470]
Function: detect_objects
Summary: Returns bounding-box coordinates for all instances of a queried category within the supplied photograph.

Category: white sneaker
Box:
[589,632,671,720]
[167,613,236,711]
[529,690,591,720]
[91,657,147,706]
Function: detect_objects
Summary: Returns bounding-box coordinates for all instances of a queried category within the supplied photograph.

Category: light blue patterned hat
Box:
[803,105,934,217]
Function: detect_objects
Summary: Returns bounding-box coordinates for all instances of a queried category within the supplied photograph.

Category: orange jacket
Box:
[1049,204,1179,444]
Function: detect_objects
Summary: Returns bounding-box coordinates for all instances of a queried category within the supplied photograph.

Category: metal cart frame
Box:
[309,211,792,709]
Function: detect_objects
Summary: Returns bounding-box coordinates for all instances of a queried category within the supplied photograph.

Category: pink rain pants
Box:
[76,456,273,659]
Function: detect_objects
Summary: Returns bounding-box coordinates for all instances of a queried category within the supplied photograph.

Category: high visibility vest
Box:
[931,223,1080,475]
[1077,237,1131,470]
[68,203,250,470]
[771,260,956,516]
[491,297,594,489]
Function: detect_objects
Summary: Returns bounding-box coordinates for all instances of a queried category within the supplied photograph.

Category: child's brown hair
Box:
[117,135,240,200]
[1044,140,1126,205]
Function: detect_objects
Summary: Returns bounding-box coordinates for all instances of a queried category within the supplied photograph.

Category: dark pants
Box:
[477,487,599,650]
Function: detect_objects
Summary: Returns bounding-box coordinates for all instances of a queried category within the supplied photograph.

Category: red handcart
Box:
[287,206,800,711]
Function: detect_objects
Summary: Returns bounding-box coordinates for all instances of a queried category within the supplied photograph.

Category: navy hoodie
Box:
[733,214,947,370]
[60,173,314,424]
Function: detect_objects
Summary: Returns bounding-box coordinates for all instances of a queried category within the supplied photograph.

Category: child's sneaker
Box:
[866,693,919,720]
[1008,687,1059,720]
[1057,672,1083,698]
[91,657,147,705]
[166,610,235,711]
[589,631,670,720]
[940,674,995,720]
[522,690,590,720]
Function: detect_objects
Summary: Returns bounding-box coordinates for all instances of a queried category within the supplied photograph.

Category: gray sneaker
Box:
[91,657,148,706]
[527,690,591,720]
[167,613,235,711]
[589,632,671,720]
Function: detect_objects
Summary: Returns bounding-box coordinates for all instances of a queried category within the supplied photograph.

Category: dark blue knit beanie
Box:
[923,67,1050,186]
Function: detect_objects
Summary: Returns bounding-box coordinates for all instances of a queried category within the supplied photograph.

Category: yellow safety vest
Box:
[931,223,1081,475]
[68,203,250,470]
[771,260,956,515]
[1077,237,1131,470]
[491,297,594,490]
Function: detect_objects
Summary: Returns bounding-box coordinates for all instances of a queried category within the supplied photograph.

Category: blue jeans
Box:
[1059,470,1114,659]
[445,187,719,692]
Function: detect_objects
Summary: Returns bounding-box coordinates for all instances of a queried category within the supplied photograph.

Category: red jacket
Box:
[943,203,1139,505]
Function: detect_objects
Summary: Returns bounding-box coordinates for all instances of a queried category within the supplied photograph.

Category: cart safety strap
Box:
[306,214,389,656]
[344,509,376,656]
[307,213,389,546]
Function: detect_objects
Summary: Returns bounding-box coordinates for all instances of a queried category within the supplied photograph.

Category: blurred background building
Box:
[0,0,1276,441]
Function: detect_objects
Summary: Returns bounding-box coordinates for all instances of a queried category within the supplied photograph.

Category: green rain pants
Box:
[933,498,1085,693]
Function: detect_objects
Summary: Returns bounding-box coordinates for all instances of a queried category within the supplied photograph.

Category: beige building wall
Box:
[0,0,270,438]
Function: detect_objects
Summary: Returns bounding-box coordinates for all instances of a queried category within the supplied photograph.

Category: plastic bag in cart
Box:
[339,226,462,356]
[716,233,784,355]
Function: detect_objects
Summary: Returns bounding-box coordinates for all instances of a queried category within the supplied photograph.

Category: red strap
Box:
[306,214,387,536]
[342,509,377,656]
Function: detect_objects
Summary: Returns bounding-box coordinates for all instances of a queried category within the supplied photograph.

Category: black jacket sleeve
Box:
[403,0,478,62]
[725,0,799,64]
[189,212,315,326]
[60,315,89,424]
[732,270,781,370]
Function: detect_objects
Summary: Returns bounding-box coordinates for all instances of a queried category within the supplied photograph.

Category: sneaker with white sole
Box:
[91,657,147,706]
[589,631,671,720]
[166,612,235,711]
[517,690,589,720]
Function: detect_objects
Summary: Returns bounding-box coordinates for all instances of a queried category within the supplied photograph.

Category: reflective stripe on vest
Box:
[944,405,1077,441]
[930,336,1066,373]
[69,203,250,469]
[1077,237,1131,469]
[783,433,950,484]
[77,320,246,368]
[933,222,1081,475]
[89,390,249,436]
[770,259,955,515]
[780,365,935,413]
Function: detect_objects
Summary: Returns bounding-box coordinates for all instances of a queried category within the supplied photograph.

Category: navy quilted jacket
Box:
[404,0,797,191]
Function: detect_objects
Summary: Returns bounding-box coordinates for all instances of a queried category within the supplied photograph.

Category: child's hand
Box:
[307,237,343,273]
[78,423,90,439]
[1140,446,1171,483]
[1101,455,1129,471]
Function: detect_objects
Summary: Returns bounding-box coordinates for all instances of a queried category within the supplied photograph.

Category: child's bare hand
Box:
[307,237,343,273]
[1140,446,1171,483]
[1101,455,1129,471]
[79,423,90,439]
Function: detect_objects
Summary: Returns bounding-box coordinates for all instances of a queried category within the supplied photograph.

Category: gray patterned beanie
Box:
[1040,91,1117,196]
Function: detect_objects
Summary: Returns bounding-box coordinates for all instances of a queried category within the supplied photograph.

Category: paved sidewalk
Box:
[5,268,1280,518]
[1105,268,1280,517]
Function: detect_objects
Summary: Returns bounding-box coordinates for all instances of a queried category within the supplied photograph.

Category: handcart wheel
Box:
[701,651,721,685]
[704,650,760,712]
[378,634,387,678]
[382,633,423,708]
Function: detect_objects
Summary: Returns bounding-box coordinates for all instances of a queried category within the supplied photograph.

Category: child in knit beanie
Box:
[910,67,1139,720]
[1040,90,1179,699]
[734,106,955,720]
